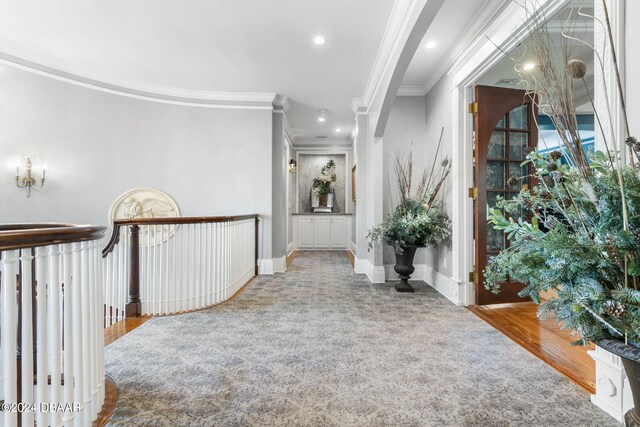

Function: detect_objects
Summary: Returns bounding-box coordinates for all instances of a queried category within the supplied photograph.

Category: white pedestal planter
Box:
[589,346,634,422]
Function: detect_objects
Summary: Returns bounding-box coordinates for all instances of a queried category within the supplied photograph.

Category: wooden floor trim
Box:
[93,375,118,427]
[469,303,595,394]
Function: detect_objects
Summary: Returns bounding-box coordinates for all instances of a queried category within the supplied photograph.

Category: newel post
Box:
[126,225,141,317]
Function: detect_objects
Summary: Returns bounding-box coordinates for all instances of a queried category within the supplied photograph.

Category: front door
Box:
[473,85,538,305]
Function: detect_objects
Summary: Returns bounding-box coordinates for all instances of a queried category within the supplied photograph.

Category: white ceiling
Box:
[478,3,595,111]
[0,0,395,145]
[401,0,506,94]
[401,0,595,99]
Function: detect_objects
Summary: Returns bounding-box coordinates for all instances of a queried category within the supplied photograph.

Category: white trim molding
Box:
[292,137,354,149]
[447,0,576,306]
[354,257,385,283]
[397,85,427,96]
[383,264,465,306]
[258,259,274,275]
[0,52,278,109]
[272,255,287,274]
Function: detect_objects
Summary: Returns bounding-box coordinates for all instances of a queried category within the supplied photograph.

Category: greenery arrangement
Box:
[367,132,452,254]
[312,160,337,196]
[485,1,640,345]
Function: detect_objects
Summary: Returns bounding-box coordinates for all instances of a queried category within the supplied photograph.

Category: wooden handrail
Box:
[0,224,106,251]
[102,215,258,258]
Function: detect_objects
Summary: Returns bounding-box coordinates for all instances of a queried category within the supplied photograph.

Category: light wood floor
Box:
[469,302,595,394]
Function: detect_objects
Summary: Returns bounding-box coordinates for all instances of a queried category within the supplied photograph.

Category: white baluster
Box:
[87,242,97,419]
[80,242,92,427]
[1,249,19,427]
[96,243,106,407]
[61,243,74,427]
[215,223,222,304]
[159,225,169,314]
[170,225,177,314]
[48,244,63,427]
[19,249,35,427]
[34,246,49,427]
[71,242,85,427]
[206,223,213,306]
[195,224,202,308]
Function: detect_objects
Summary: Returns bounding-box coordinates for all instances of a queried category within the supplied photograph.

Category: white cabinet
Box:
[330,218,346,248]
[293,215,351,250]
[298,217,314,248]
[314,218,331,248]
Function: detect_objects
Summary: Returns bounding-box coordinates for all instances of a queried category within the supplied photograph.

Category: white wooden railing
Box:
[0,223,106,427]
[102,215,258,322]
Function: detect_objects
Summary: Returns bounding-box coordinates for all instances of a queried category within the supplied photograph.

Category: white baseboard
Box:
[354,257,385,283]
[273,255,287,273]
[383,263,464,305]
[231,267,256,294]
[258,258,274,275]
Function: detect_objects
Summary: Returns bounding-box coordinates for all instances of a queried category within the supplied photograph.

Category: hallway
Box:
[104,251,617,426]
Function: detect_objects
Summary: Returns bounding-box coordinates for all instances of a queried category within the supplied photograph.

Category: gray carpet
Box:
[105,251,619,426]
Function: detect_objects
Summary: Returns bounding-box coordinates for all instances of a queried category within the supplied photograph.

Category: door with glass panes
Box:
[472,85,538,305]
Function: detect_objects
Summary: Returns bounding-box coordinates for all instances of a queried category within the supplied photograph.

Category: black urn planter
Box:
[597,338,640,426]
[393,245,418,293]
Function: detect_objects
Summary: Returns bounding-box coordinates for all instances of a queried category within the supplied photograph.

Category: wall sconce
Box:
[16,157,46,197]
[288,159,297,174]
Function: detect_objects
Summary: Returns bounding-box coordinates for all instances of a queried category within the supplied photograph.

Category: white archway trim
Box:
[448,0,625,307]
[0,51,277,109]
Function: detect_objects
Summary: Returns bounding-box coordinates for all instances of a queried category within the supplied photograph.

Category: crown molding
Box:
[361,0,418,108]
[418,0,511,96]
[292,137,353,149]
[351,98,367,114]
[397,85,427,96]
[272,95,291,113]
[0,51,278,109]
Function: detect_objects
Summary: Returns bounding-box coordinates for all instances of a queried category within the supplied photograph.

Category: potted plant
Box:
[367,137,452,292]
[485,3,640,425]
[313,159,337,207]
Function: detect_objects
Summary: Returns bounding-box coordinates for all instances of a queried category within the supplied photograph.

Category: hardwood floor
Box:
[93,375,118,427]
[346,250,355,268]
[286,250,298,268]
[104,317,150,346]
[469,302,595,394]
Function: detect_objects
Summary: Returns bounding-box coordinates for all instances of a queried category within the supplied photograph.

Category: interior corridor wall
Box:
[0,66,274,260]
[423,74,453,278]
[382,96,428,265]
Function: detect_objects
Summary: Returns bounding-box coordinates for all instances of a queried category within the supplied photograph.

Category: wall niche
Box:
[297,154,346,213]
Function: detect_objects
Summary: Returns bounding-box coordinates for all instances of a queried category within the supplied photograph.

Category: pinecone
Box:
[549,151,563,160]
[603,300,625,317]
[524,146,536,155]
[508,175,519,186]
[626,136,638,147]
[547,162,559,172]
[542,176,555,187]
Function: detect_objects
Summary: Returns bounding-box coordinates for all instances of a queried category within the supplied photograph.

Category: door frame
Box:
[447,0,623,306]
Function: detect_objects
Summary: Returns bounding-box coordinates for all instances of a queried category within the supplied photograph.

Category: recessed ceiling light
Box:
[318,117,326,122]
[425,41,437,49]
[314,36,326,45]
[522,62,536,71]
[335,128,341,133]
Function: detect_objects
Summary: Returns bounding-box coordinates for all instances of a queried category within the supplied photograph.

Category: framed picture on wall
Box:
[352,165,356,202]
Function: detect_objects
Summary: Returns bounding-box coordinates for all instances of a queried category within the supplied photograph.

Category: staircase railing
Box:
[101,215,258,323]
[0,223,106,427]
